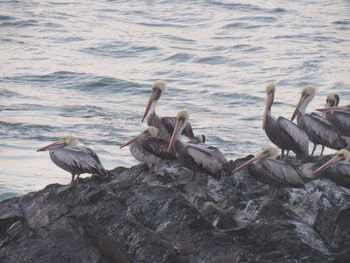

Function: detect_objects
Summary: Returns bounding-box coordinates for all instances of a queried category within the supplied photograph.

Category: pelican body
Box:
[313,149,350,189]
[317,93,350,137]
[142,81,195,140]
[120,127,176,173]
[291,86,346,156]
[37,135,106,185]
[232,147,304,197]
[167,110,226,179]
[263,84,309,161]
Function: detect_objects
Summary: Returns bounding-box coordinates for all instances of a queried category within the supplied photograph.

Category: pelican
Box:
[232,147,304,198]
[167,109,227,179]
[263,84,309,161]
[142,81,195,140]
[313,149,350,189]
[316,93,350,137]
[120,126,176,174]
[291,86,346,156]
[37,135,106,185]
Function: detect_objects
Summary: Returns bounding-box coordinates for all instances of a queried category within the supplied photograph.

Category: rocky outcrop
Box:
[0,157,349,263]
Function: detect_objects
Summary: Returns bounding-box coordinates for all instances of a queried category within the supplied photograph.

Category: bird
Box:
[167,109,227,179]
[232,146,304,199]
[120,126,176,174]
[37,135,106,185]
[263,84,309,161]
[141,81,195,140]
[316,93,350,137]
[313,149,350,189]
[291,86,347,156]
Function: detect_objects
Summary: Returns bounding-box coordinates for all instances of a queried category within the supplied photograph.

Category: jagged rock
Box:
[0,158,349,263]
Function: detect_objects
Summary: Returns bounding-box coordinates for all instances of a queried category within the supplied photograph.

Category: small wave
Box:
[162,53,192,63]
[223,22,264,29]
[0,15,14,21]
[0,19,38,28]
[333,20,350,25]
[194,56,228,65]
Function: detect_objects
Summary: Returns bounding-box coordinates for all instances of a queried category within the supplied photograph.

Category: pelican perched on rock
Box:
[263,84,309,161]
[313,149,350,189]
[232,147,304,198]
[120,126,176,174]
[316,93,350,137]
[291,86,346,156]
[167,109,226,179]
[142,81,195,140]
[37,135,106,185]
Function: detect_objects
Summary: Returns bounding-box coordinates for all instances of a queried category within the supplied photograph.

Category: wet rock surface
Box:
[0,157,349,263]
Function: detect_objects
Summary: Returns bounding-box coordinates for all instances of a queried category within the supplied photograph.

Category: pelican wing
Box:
[142,137,177,160]
[260,159,304,187]
[301,113,346,148]
[186,143,226,174]
[161,117,195,139]
[50,146,106,175]
[332,111,350,134]
[277,117,309,154]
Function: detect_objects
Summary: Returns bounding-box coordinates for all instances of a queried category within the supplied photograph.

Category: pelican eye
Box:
[177,117,185,122]
[338,153,344,159]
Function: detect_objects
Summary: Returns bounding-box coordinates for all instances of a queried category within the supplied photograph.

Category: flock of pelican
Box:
[37,82,350,194]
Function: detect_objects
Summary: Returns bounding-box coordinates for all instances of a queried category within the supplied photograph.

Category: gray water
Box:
[1,0,350,198]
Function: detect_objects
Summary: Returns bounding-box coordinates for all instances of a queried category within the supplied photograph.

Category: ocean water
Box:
[1,0,350,198]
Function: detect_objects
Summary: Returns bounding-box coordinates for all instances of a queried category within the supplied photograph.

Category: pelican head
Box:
[263,83,276,129]
[37,135,78,152]
[291,86,316,121]
[142,81,166,122]
[167,109,189,152]
[120,126,158,149]
[232,146,279,174]
[313,149,350,174]
[325,93,340,108]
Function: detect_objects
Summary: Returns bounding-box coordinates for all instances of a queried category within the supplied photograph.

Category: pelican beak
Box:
[313,156,343,174]
[120,134,141,149]
[142,89,160,122]
[316,105,347,112]
[232,153,268,174]
[37,140,65,152]
[291,94,307,121]
[167,119,182,152]
[263,92,274,129]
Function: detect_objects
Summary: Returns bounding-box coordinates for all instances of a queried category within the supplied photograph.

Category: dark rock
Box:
[0,158,349,262]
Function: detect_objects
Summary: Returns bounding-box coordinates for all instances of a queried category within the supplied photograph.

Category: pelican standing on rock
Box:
[232,147,304,199]
[263,84,309,161]
[316,93,350,137]
[291,86,346,156]
[120,126,176,174]
[313,149,350,189]
[167,109,227,179]
[37,135,106,185]
[142,81,195,140]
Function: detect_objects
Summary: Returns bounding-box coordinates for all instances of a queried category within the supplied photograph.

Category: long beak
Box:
[313,156,343,174]
[167,120,182,152]
[262,93,273,129]
[142,93,155,122]
[231,153,268,174]
[120,134,141,149]
[37,140,65,152]
[316,105,347,112]
[291,95,306,121]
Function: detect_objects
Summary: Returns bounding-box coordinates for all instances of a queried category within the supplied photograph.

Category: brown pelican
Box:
[167,109,226,179]
[142,81,195,140]
[120,126,176,173]
[232,147,304,198]
[263,84,309,161]
[37,135,106,185]
[316,93,350,137]
[291,86,347,156]
[313,149,350,189]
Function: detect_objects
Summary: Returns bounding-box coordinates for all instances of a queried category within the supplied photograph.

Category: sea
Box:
[1,0,350,199]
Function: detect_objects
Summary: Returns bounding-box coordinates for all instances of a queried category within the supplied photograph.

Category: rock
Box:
[0,159,349,262]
